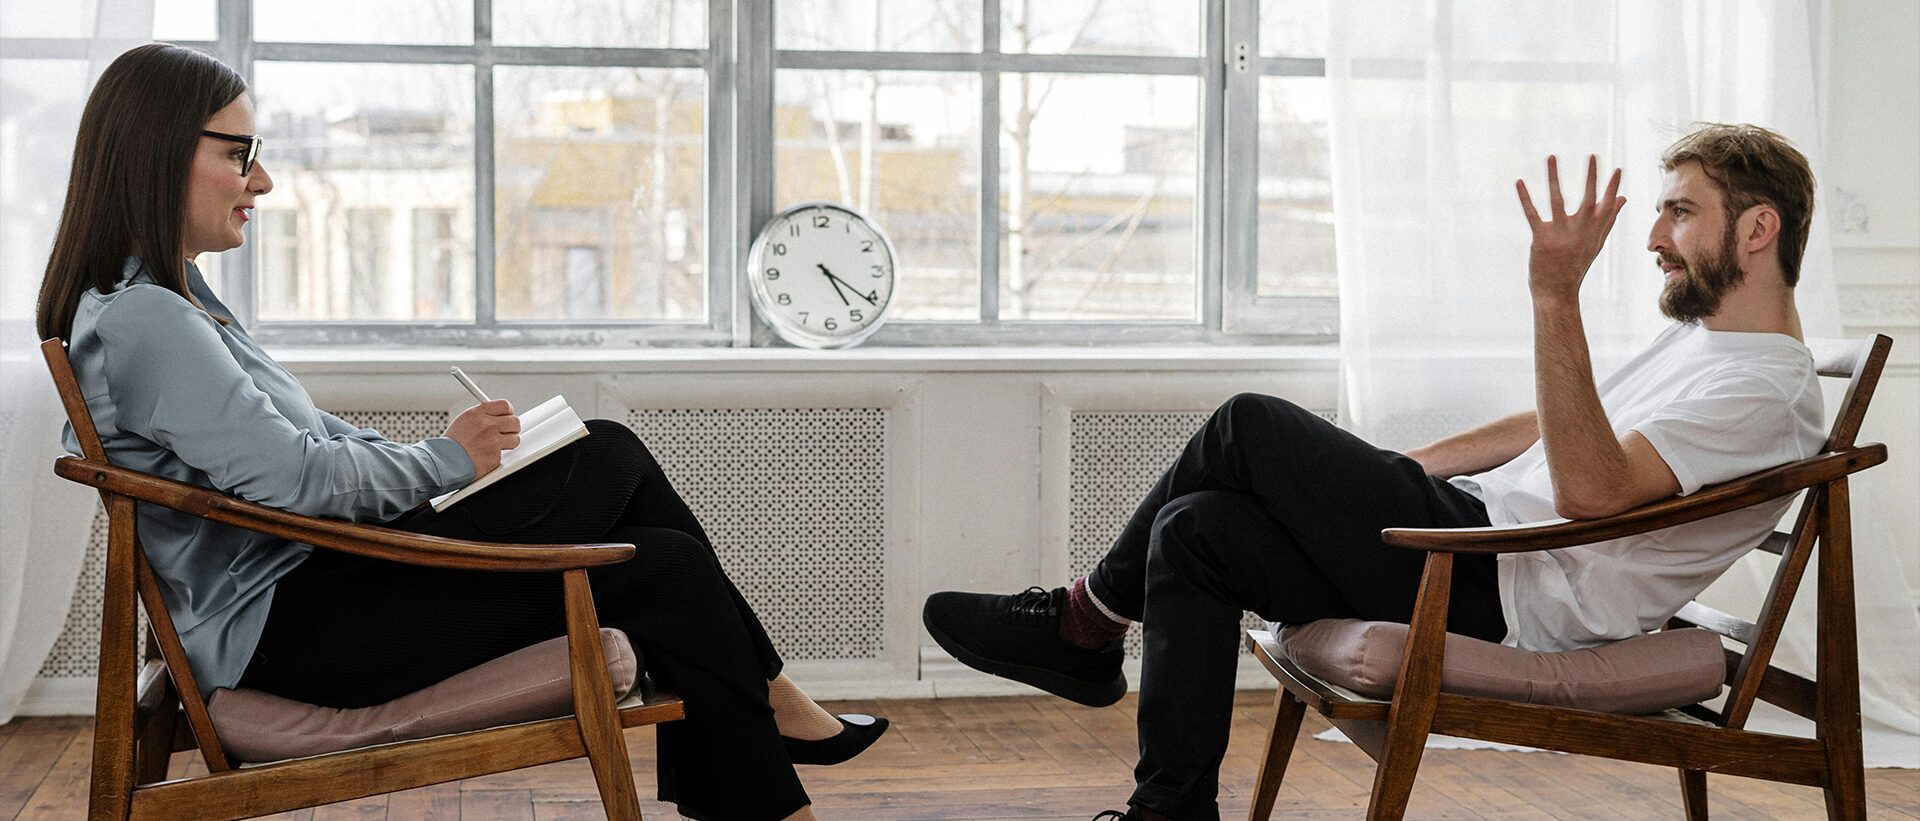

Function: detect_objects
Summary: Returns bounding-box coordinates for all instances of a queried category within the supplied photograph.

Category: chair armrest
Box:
[1381,444,1886,554]
[54,457,635,572]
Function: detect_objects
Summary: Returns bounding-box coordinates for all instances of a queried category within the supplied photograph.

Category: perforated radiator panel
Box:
[626,408,889,661]
[36,410,451,679]
[1067,408,1338,660]
[37,511,122,678]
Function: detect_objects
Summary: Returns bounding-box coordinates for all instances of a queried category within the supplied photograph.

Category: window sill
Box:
[271,344,1340,374]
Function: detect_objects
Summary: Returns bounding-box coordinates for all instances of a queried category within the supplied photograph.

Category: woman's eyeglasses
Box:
[201,130,263,176]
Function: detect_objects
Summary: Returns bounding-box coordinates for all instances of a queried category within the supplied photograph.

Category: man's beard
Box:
[1658,223,1745,323]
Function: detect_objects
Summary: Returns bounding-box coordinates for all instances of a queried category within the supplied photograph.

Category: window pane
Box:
[0,59,86,316]
[999,74,1196,321]
[494,0,705,49]
[257,210,302,316]
[412,209,465,319]
[0,2,81,37]
[252,62,475,321]
[1256,76,1334,297]
[778,0,980,52]
[1001,0,1197,57]
[495,66,705,321]
[1259,0,1325,58]
[1452,2,1612,62]
[254,0,472,45]
[154,0,217,41]
[775,70,979,321]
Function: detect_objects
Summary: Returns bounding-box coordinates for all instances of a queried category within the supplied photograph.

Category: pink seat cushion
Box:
[209,628,638,763]
[1276,619,1725,715]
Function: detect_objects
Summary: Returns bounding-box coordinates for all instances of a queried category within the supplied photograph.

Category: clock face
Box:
[747,202,898,349]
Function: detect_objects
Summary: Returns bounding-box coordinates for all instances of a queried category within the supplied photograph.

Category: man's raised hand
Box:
[1516,154,1626,304]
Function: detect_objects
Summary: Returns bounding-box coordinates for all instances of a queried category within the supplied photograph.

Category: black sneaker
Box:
[922,586,1127,707]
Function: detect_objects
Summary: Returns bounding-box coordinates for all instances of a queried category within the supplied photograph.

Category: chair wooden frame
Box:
[1244,334,1893,821]
[40,339,686,821]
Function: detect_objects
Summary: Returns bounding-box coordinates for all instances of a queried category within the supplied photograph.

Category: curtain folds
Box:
[1329,0,1917,765]
[0,0,155,723]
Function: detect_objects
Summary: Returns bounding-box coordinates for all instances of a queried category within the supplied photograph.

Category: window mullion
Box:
[706,0,735,338]
[1200,0,1227,330]
[219,0,256,327]
[473,0,496,327]
[736,0,776,345]
[1221,0,1260,333]
[979,0,1002,325]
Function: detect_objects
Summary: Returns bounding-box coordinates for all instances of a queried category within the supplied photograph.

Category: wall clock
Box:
[746,201,899,349]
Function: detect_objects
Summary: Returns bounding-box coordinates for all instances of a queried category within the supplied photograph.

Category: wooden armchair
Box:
[1244,334,1893,821]
[40,339,685,820]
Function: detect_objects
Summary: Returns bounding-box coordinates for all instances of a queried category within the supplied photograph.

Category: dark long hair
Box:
[35,43,248,341]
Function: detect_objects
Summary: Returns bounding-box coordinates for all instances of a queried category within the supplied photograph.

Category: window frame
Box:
[2,0,1336,347]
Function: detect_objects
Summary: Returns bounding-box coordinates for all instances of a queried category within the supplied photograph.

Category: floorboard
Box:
[2,693,1916,819]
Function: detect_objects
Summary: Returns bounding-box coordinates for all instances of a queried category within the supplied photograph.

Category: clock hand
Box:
[817,264,851,306]
[823,270,879,305]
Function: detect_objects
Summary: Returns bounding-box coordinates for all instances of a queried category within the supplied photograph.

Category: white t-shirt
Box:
[1454,323,1825,652]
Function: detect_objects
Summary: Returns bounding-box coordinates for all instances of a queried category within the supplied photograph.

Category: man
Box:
[922,124,1827,820]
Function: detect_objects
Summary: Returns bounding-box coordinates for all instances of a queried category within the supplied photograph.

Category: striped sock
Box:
[1060,575,1130,649]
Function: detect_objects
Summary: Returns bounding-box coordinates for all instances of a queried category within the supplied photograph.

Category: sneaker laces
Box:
[1010,585,1057,617]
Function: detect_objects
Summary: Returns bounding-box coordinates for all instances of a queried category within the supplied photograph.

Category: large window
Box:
[1,0,1334,346]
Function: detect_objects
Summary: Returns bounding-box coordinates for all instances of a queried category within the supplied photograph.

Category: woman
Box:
[36,43,885,821]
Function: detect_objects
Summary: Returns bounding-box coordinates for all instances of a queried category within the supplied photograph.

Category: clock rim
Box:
[746,200,900,350]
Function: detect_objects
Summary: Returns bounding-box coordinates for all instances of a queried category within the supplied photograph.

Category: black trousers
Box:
[1084,394,1505,820]
[239,420,807,821]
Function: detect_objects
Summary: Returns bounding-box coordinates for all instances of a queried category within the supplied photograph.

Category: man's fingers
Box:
[499,416,521,434]
[483,399,514,415]
[1582,155,1599,212]
[1601,195,1627,235]
[1547,155,1565,216]
[1516,179,1542,226]
[1603,168,1622,210]
[502,434,521,450]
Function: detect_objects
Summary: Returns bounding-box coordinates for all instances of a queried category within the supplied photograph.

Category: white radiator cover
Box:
[28,362,1350,705]
[1065,409,1338,660]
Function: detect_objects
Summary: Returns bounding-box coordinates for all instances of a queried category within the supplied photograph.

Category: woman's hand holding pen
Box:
[445,400,520,478]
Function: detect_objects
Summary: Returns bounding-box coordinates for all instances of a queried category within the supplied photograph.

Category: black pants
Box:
[239,420,807,821]
[1084,394,1505,820]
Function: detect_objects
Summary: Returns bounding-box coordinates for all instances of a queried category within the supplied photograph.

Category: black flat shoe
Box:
[782,713,890,765]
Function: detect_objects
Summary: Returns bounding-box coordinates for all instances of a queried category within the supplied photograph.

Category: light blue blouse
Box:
[61,258,474,695]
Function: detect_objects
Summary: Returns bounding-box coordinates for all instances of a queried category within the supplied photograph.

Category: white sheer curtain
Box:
[0,1,155,723]
[1330,0,1917,765]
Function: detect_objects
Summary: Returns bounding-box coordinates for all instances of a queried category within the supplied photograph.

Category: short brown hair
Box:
[1661,123,1816,287]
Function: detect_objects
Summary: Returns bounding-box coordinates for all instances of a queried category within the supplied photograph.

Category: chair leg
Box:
[1364,721,1428,821]
[1248,688,1307,821]
[1677,769,1707,820]
[91,497,141,820]
[1817,481,1867,821]
[563,571,644,821]
[135,702,181,785]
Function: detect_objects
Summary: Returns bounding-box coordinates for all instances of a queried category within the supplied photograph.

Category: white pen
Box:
[449,366,491,403]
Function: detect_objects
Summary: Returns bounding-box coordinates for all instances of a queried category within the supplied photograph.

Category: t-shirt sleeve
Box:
[1630,370,1799,496]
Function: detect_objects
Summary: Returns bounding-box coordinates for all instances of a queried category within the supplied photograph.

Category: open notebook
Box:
[430,395,590,512]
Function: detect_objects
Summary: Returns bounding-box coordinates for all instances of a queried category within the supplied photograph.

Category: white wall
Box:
[1828,0,1920,596]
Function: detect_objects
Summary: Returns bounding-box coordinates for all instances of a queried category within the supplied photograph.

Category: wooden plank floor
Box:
[4,692,1916,819]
